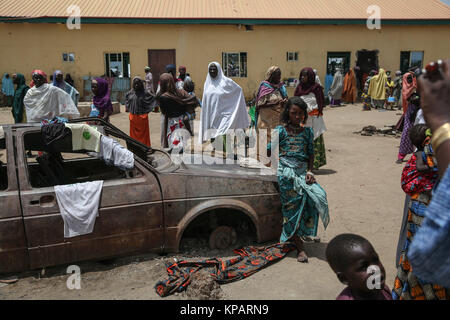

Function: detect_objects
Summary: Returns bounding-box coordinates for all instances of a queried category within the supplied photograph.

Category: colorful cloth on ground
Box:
[408,165,450,288]
[342,69,357,103]
[129,113,151,146]
[398,103,418,160]
[368,68,388,100]
[269,126,329,242]
[1,73,14,96]
[313,134,326,169]
[155,243,296,297]
[12,73,29,123]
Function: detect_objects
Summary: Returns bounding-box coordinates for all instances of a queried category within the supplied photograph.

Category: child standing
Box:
[326,233,392,300]
[268,96,329,263]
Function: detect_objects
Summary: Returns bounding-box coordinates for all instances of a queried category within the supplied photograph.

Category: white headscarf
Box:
[24,83,80,123]
[198,62,249,143]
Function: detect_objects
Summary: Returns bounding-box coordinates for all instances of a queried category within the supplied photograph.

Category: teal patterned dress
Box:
[270,126,330,242]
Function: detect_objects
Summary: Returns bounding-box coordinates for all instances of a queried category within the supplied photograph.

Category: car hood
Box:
[169,154,278,182]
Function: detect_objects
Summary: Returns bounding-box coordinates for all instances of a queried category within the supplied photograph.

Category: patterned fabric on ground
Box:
[313,134,326,169]
[155,243,296,297]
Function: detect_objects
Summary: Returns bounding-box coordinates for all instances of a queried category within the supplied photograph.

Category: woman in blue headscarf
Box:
[2,73,15,107]
[52,70,79,107]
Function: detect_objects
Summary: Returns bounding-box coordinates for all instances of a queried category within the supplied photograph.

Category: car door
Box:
[16,128,164,270]
[0,126,29,273]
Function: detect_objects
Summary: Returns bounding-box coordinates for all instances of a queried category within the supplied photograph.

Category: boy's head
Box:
[326,234,386,297]
[409,124,429,151]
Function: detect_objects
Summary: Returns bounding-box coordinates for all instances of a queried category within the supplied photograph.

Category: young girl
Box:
[268,96,329,262]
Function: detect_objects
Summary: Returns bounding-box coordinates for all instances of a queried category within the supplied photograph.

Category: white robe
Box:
[24,83,80,123]
[198,62,250,143]
[302,92,327,140]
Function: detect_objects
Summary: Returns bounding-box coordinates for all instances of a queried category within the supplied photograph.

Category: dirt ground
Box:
[0,103,406,300]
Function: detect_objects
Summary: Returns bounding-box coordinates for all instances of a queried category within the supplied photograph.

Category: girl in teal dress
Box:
[268,96,330,262]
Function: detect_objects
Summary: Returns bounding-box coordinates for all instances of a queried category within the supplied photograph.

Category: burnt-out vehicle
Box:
[0,118,282,273]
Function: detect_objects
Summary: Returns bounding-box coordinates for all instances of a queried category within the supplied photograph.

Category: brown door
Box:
[148,49,176,92]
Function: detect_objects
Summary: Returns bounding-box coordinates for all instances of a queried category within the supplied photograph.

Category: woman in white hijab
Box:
[24,70,79,123]
[198,62,249,156]
[328,68,344,107]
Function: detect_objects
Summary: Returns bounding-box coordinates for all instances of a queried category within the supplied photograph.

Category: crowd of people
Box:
[1,58,449,301]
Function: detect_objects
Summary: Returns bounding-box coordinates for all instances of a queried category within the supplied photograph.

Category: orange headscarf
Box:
[401,72,417,114]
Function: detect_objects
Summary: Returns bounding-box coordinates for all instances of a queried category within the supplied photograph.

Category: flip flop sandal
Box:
[0,276,18,284]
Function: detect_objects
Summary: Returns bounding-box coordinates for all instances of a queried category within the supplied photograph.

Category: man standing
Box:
[144,66,154,94]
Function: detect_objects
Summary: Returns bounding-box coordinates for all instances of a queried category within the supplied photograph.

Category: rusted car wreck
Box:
[0,119,282,273]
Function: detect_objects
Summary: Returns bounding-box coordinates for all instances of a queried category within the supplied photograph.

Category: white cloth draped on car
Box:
[23,83,80,123]
[96,135,135,170]
[55,180,103,238]
[198,61,250,144]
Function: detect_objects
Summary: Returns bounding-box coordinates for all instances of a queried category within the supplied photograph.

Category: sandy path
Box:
[0,103,406,300]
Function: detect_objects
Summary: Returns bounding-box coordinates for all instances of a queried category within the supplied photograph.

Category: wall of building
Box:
[1,23,449,100]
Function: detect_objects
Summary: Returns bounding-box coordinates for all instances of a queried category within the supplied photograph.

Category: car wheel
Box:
[209,226,237,250]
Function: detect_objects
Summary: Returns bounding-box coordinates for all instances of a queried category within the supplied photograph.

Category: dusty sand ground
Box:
[0,103,407,300]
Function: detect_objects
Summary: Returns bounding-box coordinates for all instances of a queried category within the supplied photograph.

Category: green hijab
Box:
[12,74,29,123]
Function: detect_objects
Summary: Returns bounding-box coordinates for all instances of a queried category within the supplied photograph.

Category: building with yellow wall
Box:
[1,0,449,100]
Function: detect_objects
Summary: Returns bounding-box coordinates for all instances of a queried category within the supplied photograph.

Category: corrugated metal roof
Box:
[0,0,449,20]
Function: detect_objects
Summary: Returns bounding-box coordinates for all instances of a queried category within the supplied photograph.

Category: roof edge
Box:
[1,17,450,25]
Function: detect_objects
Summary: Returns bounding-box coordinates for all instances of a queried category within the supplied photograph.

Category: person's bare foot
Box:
[297,250,308,263]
